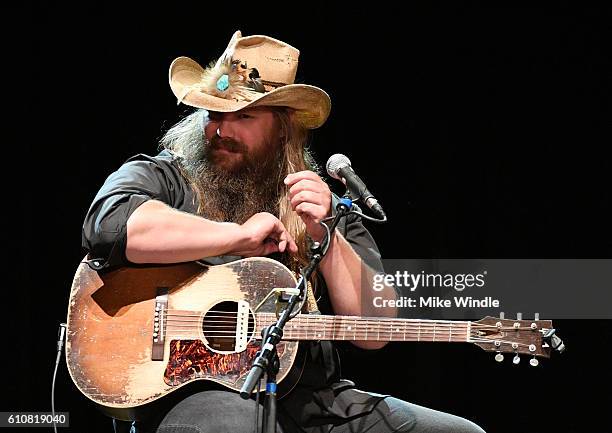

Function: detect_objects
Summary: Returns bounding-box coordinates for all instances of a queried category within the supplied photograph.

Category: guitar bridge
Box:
[152,288,169,360]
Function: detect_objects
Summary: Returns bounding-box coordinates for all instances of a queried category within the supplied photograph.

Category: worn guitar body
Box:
[66,257,304,420]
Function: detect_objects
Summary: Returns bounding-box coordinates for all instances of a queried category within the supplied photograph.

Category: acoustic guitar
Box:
[65,257,560,420]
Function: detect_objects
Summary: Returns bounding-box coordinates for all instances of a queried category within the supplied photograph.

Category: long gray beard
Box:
[179,138,283,224]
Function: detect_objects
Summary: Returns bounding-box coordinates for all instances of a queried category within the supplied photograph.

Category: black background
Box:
[9,2,611,432]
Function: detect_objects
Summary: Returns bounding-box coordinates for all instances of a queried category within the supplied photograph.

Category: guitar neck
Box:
[256,313,471,343]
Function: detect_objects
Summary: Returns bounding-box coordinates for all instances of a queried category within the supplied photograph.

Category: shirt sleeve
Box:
[81,153,184,270]
[341,210,385,274]
[333,194,385,274]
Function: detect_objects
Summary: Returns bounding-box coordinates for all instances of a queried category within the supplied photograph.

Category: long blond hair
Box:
[272,108,322,274]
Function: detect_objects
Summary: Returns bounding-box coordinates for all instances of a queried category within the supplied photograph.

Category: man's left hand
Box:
[285,171,332,243]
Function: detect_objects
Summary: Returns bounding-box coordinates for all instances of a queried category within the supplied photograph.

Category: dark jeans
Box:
[113,390,485,433]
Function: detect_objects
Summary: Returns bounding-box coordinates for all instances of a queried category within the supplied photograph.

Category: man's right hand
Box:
[230,212,298,257]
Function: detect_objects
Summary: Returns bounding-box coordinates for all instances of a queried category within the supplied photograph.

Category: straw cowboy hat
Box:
[169,30,331,129]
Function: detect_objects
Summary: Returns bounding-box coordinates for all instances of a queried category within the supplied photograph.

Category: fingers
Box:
[284,171,323,186]
[262,238,280,256]
[288,179,326,198]
[290,190,325,209]
[239,213,293,256]
[294,202,321,218]
[276,222,298,253]
[285,173,331,215]
[262,218,298,254]
[284,172,332,243]
[289,182,330,221]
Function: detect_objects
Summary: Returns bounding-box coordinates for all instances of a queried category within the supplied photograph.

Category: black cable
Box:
[52,323,67,433]
[322,209,387,225]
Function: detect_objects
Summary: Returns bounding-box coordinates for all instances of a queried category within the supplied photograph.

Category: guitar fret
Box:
[317,318,325,339]
[308,315,312,339]
[335,316,339,340]
[467,321,471,342]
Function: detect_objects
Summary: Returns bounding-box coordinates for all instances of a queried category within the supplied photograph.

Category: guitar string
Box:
[163,312,497,325]
[163,330,471,338]
[161,321,535,346]
[161,317,522,332]
[160,326,470,332]
[158,322,527,346]
[162,320,472,330]
[165,309,538,324]
[150,307,537,346]
[162,333,470,339]
[165,309,505,324]
[161,322,467,338]
[155,311,531,343]
[162,319,471,335]
[161,326,537,345]
[161,322,518,334]
[160,333,536,349]
[161,311,531,330]
[162,322,471,330]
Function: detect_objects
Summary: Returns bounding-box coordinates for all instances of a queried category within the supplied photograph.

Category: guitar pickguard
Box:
[164,340,286,387]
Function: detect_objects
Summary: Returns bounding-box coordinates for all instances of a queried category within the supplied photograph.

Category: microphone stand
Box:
[240,197,354,433]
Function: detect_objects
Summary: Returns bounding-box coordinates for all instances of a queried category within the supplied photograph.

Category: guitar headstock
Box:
[471,313,565,366]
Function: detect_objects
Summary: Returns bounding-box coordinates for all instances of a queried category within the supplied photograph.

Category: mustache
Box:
[210,135,247,153]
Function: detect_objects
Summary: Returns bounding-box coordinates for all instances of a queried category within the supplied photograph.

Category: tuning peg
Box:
[534,312,540,320]
[499,312,505,319]
[513,354,521,365]
[530,357,539,367]
[495,353,504,362]
[516,312,522,320]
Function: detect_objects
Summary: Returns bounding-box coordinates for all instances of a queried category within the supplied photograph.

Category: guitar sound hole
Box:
[202,301,254,352]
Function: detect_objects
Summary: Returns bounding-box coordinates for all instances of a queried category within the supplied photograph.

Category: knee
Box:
[157,390,276,433]
[381,397,486,433]
[443,417,486,433]
[415,408,486,433]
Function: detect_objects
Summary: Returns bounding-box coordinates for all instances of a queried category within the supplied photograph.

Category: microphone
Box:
[326,154,386,219]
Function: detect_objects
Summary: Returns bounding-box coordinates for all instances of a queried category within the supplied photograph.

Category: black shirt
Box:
[82,150,388,432]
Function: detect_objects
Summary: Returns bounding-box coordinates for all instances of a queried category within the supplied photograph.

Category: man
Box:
[82,31,485,433]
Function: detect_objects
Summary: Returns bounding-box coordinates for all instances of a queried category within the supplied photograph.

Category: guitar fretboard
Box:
[256,313,470,343]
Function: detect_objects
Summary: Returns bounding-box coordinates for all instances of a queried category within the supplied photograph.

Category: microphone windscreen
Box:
[326,154,351,180]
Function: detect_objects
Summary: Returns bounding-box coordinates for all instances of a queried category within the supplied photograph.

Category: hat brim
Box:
[169,56,331,129]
